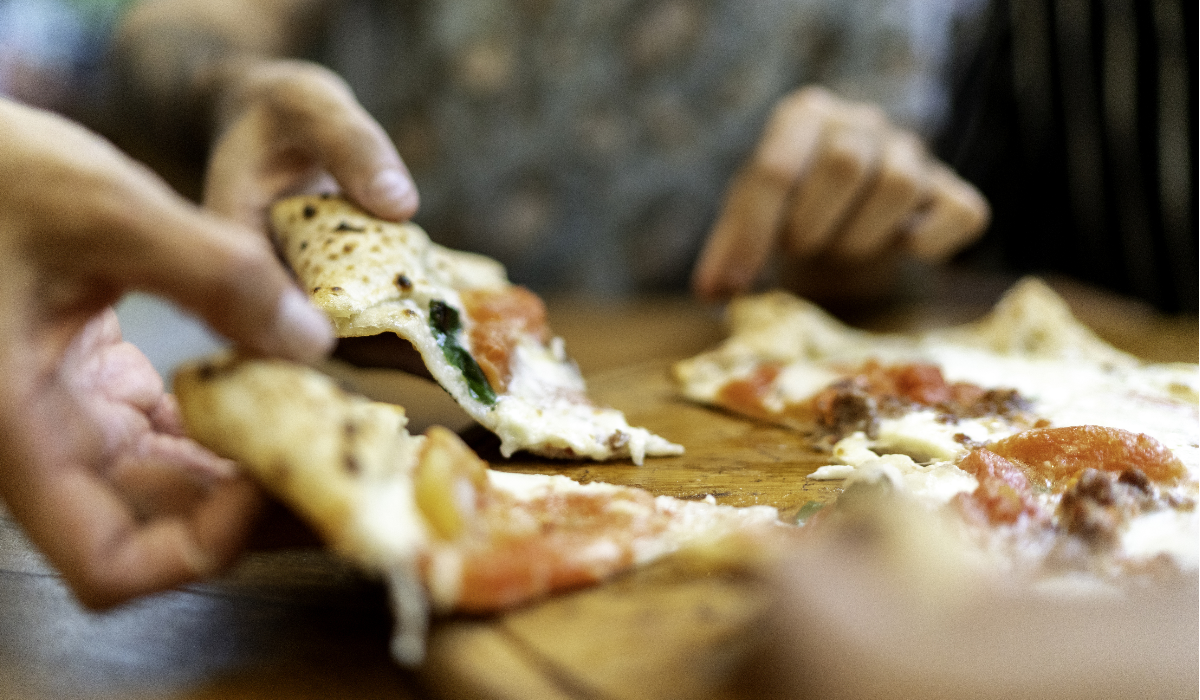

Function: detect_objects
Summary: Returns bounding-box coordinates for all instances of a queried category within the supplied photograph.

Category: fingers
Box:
[24,467,261,608]
[206,61,418,230]
[694,86,990,300]
[0,102,333,364]
[692,168,795,301]
[904,164,991,261]
[831,133,926,260]
[100,193,333,363]
[692,88,829,300]
[783,103,887,256]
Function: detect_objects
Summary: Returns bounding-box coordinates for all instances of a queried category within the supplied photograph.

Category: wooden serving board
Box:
[416,359,840,700]
[471,360,843,519]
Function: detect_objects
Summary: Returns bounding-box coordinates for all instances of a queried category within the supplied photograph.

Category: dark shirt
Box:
[941,0,1197,312]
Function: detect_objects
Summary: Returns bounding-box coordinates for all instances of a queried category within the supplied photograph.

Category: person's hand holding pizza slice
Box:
[202,58,419,234]
[0,99,334,607]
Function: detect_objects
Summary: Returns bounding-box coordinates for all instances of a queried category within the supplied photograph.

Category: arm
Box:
[0,99,333,607]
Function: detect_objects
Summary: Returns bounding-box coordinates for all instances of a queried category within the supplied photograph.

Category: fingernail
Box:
[274,288,335,363]
[369,169,417,215]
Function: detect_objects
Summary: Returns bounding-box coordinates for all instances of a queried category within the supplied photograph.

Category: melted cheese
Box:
[272,195,682,464]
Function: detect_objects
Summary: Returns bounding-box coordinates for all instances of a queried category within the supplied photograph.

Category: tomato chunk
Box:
[987,425,1186,491]
[717,364,782,419]
[954,448,1046,525]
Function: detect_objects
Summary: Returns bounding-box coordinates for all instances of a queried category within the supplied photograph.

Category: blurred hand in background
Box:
[693,86,990,302]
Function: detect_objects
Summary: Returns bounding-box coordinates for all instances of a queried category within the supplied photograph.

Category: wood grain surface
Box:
[1,274,1196,700]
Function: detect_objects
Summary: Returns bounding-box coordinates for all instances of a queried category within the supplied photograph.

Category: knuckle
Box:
[734,139,793,191]
[776,85,832,121]
[257,61,354,117]
[874,163,922,203]
[816,141,870,184]
[222,235,277,280]
[749,158,801,192]
[66,561,131,610]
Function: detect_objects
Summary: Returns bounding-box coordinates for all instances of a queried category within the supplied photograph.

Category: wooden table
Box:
[2,272,1196,700]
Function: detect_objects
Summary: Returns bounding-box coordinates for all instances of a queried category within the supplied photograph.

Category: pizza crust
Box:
[271,195,681,464]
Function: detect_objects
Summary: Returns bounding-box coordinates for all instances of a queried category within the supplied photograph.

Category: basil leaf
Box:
[793,500,826,525]
[429,300,497,406]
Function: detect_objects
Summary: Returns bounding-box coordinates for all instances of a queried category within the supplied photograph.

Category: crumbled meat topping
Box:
[1057,468,1162,549]
[814,381,880,439]
[811,361,1034,441]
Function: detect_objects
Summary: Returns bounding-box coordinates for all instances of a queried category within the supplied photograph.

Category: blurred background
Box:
[0,0,1195,379]
[0,0,219,378]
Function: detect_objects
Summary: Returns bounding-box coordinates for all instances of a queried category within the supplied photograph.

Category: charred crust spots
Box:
[194,360,237,383]
[344,454,361,475]
[342,242,357,254]
[343,421,358,438]
[302,204,317,219]
[395,273,413,291]
[319,193,332,200]
[334,221,366,232]
[299,240,309,250]
[312,286,322,293]
[331,286,344,293]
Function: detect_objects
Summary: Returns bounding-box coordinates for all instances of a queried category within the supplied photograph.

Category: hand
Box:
[0,99,335,607]
[204,58,419,233]
[692,86,990,301]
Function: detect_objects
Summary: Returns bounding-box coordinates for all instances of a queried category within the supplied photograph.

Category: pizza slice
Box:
[675,278,1197,465]
[174,356,778,664]
[676,279,1198,580]
[269,194,682,464]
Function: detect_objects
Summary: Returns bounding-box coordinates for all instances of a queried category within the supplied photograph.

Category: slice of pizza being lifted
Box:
[270,194,681,464]
[675,279,1199,579]
[174,356,778,665]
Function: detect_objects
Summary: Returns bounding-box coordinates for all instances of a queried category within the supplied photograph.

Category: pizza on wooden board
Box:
[674,279,1199,586]
[269,194,681,464]
[174,357,778,665]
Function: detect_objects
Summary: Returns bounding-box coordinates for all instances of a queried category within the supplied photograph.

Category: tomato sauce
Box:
[449,489,670,612]
[716,364,782,420]
[460,286,551,392]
